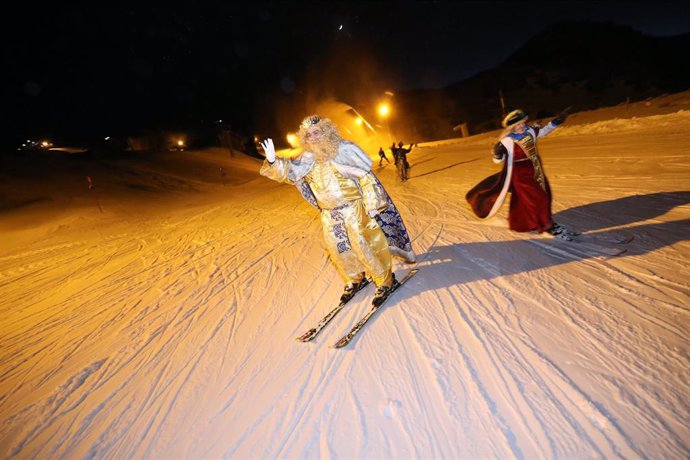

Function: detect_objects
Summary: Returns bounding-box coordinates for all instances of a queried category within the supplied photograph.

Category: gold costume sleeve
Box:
[359,172,389,215]
[259,158,295,184]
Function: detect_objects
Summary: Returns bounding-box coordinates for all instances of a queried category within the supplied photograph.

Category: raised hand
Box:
[260,138,276,162]
[553,106,573,125]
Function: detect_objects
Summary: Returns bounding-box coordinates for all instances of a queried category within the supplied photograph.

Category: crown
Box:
[300,115,321,129]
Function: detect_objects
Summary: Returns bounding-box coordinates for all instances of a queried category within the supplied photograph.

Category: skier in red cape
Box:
[466,107,577,239]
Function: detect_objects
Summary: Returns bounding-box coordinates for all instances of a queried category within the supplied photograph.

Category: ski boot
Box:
[553,222,580,236]
[372,274,399,307]
[340,276,368,304]
[547,222,579,241]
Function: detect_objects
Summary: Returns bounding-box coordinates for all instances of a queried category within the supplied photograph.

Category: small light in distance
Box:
[378,103,390,118]
[286,133,298,148]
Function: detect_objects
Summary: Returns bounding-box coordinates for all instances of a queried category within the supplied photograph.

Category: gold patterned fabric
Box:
[515,134,546,191]
[306,164,392,287]
[358,171,389,215]
[305,163,362,209]
[320,199,393,288]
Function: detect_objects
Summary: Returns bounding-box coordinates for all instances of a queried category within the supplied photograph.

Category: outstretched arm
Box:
[538,106,572,138]
[552,106,572,126]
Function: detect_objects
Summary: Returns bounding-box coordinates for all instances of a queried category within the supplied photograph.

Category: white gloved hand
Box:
[260,138,276,163]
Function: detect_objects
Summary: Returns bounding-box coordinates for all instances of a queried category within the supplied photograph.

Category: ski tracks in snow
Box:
[0,198,311,458]
[2,127,690,459]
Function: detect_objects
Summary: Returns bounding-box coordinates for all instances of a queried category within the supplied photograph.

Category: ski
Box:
[332,269,420,349]
[571,233,633,245]
[562,240,627,256]
[296,279,371,342]
[532,237,627,257]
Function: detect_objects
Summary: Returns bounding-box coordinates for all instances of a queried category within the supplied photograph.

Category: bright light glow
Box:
[338,24,343,30]
[286,133,298,148]
[355,117,363,125]
[385,91,395,97]
[177,140,185,147]
[105,136,111,140]
[378,103,390,118]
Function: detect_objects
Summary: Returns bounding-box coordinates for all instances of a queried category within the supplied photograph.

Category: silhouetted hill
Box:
[396,21,690,141]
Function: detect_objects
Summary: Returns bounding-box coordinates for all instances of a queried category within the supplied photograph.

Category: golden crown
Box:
[300,115,321,129]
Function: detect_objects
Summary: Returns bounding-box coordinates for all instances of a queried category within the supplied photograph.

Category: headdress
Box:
[300,114,321,129]
[502,109,528,128]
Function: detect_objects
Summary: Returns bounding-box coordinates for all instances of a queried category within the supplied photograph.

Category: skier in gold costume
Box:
[260,115,415,306]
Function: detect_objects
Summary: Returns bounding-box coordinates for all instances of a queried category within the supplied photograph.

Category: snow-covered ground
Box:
[1,98,689,459]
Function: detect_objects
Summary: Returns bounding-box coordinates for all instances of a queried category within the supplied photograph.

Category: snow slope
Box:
[1,104,689,459]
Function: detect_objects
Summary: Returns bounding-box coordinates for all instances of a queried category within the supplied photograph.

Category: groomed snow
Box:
[1,97,689,459]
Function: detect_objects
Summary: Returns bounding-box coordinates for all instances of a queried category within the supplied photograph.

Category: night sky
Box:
[3,1,689,146]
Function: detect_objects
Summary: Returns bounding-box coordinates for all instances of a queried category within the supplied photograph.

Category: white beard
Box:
[306,135,339,163]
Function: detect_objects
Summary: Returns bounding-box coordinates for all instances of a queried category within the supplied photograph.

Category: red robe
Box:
[507,142,552,232]
[466,123,557,233]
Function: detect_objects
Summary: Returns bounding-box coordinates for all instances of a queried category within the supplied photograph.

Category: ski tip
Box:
[296,335,314,342]
[598,247,627,257]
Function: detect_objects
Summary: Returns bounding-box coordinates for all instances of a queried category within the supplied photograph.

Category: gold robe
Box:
[261,149,393,288]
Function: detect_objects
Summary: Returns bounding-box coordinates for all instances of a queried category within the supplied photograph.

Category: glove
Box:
[259,138,276,163]
[492,142,507,161]
[552,106,573,125]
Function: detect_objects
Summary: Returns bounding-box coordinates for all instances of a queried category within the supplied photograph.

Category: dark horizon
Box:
[3,2,690,148]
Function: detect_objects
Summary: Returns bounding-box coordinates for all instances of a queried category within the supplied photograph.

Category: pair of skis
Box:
[297,269,419,348]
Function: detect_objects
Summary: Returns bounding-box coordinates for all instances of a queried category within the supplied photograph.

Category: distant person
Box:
[390,142,399,165]
[378,146,390,166]
[259,115,415,307]
[465,107,577,239]
[396,142,413,181]
[397,142,412,169]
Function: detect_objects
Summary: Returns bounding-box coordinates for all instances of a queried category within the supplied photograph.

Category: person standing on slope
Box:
[396,142,413,181]
[259,115,415,306]
[466,107,577,239]
[378,146,391,166]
